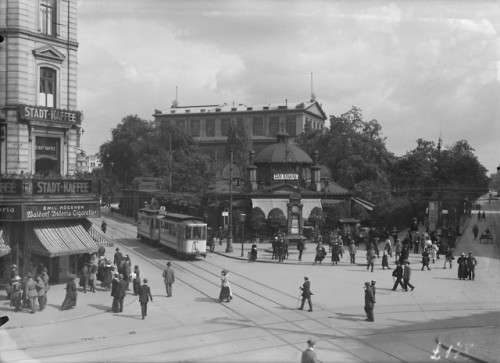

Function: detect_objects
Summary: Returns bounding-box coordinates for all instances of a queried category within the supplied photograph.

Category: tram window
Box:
[191,226,201,239]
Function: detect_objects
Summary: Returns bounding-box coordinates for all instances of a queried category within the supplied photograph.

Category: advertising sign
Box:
[33,179,93,195]
[0,205,22,220]
[24,202,100,220]
[0,179,22,194]
[20,105,82,125]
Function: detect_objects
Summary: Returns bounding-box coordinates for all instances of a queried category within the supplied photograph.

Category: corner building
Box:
[0,0,112,284]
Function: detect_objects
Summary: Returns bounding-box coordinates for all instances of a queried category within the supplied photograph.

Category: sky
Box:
[77,0,500,174]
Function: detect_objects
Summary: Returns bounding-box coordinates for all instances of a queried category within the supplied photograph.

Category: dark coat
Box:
[301,280,312,298]
[392,265,403,278]
[114,251,123,266]
[115,279,128,299]
[364,286,376,308]
[138,284,153,304]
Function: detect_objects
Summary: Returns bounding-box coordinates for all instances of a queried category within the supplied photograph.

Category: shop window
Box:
[206,119,215,137]
[39,67,56,108]
[221,119,231,137]
[253,118,263,136]
[269,117,279,136]
[35,137,61,175]
[190,120,200,137]
[286,116,296,136]
[40,0,57,36]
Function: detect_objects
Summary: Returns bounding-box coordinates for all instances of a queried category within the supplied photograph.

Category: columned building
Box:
[0,0,112,284]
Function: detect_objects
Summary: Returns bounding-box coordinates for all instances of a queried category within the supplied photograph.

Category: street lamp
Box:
[240,213,246,257]
[226,146,234,252]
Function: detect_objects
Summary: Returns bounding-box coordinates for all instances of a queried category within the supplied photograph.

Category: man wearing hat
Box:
[138,278,153,320]
[162,262,175,297]
[403,260,415,291]
[298,276,313,312]
[364,281,376,322]
[10,276,22,311]
[114,247,123,267]
[301,339,322,363]
[113,274,128,313]
[466,252,477,281]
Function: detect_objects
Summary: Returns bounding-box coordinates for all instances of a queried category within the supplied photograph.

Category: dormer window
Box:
[40,0,57,37]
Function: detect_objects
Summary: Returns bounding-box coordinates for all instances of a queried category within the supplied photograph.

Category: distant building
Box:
[153,99,327,169]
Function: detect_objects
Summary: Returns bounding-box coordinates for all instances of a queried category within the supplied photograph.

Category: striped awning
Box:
[0,228,11,257]
[25,221,100,257]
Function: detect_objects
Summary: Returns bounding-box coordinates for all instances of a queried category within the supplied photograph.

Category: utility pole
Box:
[226,146,234,252]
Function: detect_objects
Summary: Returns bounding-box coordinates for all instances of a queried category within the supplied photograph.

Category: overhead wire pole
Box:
[226,145,234,252]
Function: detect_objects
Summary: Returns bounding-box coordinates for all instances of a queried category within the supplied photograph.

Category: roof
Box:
[156,100,327,120]
[254,138,313,164]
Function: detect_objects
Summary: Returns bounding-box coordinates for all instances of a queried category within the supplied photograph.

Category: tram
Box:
[136,208,207,259]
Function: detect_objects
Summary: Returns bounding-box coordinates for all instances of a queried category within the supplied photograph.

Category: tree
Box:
[250,207,266,237]
[308,207,325,237]
[226,120,253,175]
[267,208,287,235]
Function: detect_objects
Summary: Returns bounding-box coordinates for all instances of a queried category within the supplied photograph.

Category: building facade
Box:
[0,0,111,284]
[153,99,327,170]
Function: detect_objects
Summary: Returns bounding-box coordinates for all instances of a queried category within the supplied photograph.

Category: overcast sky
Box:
[77,0,499,174]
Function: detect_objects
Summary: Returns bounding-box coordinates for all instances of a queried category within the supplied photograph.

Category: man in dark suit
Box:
[138,278,153,319]
[114,248,123,267]
[298,276,313,312]
[301,339,322,363]
[113,274,127,313]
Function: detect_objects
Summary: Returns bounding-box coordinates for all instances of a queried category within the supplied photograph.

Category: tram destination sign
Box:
[23,202,100,220]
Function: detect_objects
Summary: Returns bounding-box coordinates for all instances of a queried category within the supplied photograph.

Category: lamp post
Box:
[240,213,246,257]
[226,147,234,252]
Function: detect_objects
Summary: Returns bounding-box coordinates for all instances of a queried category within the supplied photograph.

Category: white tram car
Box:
[136,208,207,259]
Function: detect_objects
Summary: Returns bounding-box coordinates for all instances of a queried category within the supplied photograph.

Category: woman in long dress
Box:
[219,270,232,302]
[61,275,78,310]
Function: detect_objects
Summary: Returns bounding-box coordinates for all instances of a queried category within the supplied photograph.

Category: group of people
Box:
[8,263,50,314]
[457,252,477,280]
[271,233,289,262]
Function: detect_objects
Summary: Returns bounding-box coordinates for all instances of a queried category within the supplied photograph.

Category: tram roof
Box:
[159,211,205,223]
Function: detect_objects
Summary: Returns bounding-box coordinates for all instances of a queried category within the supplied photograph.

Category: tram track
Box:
[4,215,484,362]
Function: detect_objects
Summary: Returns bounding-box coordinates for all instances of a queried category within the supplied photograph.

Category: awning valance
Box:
[251,198,288,218]
[0,228,11,257]
[25,221,101,257]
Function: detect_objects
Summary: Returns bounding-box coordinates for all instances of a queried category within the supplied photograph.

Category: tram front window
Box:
[190,226,206,239]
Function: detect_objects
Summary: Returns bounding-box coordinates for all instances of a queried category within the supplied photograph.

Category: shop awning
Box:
[0,228,11,257]
[25,221,101,257]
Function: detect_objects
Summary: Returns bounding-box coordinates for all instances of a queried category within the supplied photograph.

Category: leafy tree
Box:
[267,208,287,235]
[226,120,253,175]
[250,207,267,237]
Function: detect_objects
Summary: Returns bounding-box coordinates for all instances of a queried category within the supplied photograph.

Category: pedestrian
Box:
[348,240,356,264]
[466,252,477,280]
[35,274,46,311]
[219,269,232,302]
[457,252,468,280]
[371,280,376,297]
[89,263,97,293]
[472,224,479,240]
[331,241,341,265]
[80,263,89,293]
[113,247,123,267]
[162,262,175,297]
[101,219,107,233]
[40,267,50,307]
[313,242,326,265]
[430,242,438,263]
[373,238,380,258]
[391,261,405,290]
[133,265,141,295]
[443,247,454,269]
[298,276,313,312]
[138,278,153,320]
[403,261,415,291]
[25,274,38,313]
[297,238,305,261]
[123,256,132,291]
[381,249,390,269]
[394,239,402,264]
[271,236,278,260]
[10,276,22,312]
[366,247,375,272]
[364,281,376,322]
[112,274,127,313]
[421,248,431,270]
[61,274,77,310]
[249,243,257,262]
[103,260,113,290]
[482,211,486,221]
[301,339,322,363]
